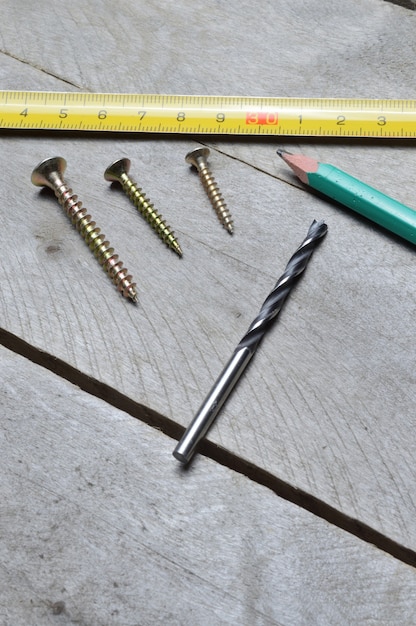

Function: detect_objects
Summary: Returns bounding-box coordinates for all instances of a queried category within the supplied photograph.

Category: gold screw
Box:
[185,147,233,234]
[31,156,138,303]
[104,158,183,257]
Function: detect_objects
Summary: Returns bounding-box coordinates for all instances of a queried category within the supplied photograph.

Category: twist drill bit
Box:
[173,219,328,464]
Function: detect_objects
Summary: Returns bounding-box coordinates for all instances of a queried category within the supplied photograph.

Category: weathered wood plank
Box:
[1,0,414,97]
[1,345,416,626]
[1,0,416,554]
[1,128,415,552]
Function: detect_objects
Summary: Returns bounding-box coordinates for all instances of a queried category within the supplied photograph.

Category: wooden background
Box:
[1,1,416,624]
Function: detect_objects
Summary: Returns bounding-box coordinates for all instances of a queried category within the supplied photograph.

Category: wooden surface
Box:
[1,0,416,623]
[2,345,416,626]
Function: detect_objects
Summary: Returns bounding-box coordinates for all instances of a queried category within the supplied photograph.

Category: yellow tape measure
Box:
[1,91,416,137]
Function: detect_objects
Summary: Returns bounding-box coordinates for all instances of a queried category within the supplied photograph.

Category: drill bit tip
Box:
[307,218,328,238]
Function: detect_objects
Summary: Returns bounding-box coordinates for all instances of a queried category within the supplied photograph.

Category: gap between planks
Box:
[383,0,416,9]
[2,325,416,570]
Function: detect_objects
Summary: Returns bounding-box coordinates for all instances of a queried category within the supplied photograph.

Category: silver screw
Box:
[31,156,138,303]
[185,147,233,234]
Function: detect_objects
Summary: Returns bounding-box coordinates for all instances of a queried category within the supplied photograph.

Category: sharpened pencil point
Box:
[276,149,292,158]
[277,149,416,244]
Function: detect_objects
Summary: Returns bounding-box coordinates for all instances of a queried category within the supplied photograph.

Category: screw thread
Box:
[55,184,138,302]
[197,164,233,234]
[121,175,182,257]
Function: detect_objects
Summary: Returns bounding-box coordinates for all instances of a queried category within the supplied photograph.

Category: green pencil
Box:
[277,149,416,245]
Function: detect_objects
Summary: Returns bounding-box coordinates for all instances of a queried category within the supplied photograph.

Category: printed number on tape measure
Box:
[1,92,416,137]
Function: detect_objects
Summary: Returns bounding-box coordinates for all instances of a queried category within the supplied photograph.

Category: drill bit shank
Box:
[173,219,328,464]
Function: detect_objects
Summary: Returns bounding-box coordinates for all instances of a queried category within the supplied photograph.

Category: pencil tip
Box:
[276,149,292,158]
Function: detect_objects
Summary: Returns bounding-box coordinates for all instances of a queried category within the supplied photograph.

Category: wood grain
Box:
[0,0,416,582]
[2,346,416,626]
[1,129,415,553]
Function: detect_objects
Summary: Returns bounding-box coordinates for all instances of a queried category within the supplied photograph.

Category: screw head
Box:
[31,156,67,189]
[104,158,131,183]
[185,147,210,168]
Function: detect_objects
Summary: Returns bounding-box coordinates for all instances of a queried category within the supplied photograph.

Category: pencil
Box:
[277,149,416,245]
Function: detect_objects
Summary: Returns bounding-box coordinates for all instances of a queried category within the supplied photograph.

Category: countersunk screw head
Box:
[31,156,67,189]
[104,157,131,182]
[31,155,138,302]
[185,147,210,169]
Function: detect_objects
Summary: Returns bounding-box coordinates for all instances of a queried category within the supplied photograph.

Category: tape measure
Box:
[1,91,416,137]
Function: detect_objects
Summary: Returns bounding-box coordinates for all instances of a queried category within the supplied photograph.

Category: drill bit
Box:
[173,219,328,464]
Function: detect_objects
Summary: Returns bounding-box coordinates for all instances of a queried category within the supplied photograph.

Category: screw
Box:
[104,158,183,257]
[185,147,233,234]
[31,156,138,303]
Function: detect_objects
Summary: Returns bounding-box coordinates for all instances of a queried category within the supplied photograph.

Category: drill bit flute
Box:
[173,219,328,464]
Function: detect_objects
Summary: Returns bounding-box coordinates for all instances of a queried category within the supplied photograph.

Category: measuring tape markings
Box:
[1,91,416,136]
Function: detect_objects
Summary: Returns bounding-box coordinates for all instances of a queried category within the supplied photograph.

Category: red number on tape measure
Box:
[246,112,279,125]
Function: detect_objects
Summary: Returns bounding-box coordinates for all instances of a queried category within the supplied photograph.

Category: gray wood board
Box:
[2,345,416,626]
[2,129,415,553]
[1,0,415,554]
